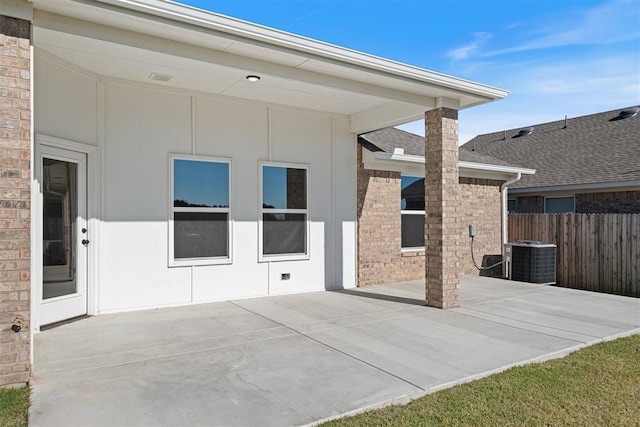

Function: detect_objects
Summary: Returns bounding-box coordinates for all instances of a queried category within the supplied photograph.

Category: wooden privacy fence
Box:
[508,213,639,297]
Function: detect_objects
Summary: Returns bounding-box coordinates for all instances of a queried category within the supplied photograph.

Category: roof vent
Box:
[513,127,534,138]
[610,107,640,121]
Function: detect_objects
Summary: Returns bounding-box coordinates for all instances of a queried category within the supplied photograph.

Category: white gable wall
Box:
[35,54,357,314]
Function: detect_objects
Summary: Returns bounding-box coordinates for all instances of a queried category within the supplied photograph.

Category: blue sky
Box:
[180,0,640,142]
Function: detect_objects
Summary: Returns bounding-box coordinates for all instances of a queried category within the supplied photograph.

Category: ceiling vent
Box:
[148,73,173,82]
[513,127,534,138]
[610,107,639,121]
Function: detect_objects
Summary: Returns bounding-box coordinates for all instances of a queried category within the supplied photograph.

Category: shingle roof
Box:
[461,106,640,189]
[358,127,522,168]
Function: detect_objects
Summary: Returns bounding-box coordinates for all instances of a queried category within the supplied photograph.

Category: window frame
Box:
[507,199,517,213]
[400,175,425,252]
[168,154,233,267]
[544,196,575,213]
[259,161,310,262]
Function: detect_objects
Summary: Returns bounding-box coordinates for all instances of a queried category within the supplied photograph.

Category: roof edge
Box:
[458,161,536,176]
[372,152,535,175]
[509,180,640,194]
[87,0,508,100]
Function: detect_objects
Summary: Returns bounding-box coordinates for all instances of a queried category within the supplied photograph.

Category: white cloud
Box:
[484,0,640,57]
[446,0,640,61]
[446,32,492,61]
[500,52,640,99]
[396,49,640,144]
[406,1,640,146]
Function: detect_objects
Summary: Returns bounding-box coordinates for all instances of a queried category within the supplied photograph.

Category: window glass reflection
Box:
[174,160,229,208]
[401,176,424,210]
[262,166,306,209]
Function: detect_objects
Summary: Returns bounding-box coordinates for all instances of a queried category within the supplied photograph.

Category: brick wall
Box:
[0,15,31,388]
[356,146,403,286]
[575,191,640,213]
[357,150,504,286]
[285,167,306,209]
[459,178,503,276]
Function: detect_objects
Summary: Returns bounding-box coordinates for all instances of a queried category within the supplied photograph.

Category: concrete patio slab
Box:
[29,277,640,426]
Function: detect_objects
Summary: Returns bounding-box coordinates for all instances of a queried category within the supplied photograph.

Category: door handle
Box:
[82,239,90,246]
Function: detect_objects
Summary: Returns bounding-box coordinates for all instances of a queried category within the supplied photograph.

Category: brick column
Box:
[0,15,31,388]
[425,107,460,308]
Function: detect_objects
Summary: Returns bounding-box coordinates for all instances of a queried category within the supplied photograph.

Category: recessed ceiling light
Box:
[148,73,173,82]
[246,75,261,82]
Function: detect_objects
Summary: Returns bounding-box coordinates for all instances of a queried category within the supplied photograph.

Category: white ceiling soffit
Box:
[31,0,508,133]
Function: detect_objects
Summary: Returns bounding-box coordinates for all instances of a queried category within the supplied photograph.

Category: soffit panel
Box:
[223,81,376,115]
[223,42,309,68]
[39,44,239,95]
[33,21,411,118]
[299,60,492,108]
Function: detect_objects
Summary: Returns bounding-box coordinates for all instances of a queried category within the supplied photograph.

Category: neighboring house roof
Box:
[359,127,531,172]
[31,0,508,134]
[461,106,640,191]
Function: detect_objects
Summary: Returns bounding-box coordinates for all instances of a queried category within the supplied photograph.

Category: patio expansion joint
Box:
[457,306,606,343]
[228,301,427,393]
[33,326,297,379]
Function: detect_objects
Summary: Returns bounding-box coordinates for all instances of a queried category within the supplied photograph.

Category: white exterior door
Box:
[38,146,88,326]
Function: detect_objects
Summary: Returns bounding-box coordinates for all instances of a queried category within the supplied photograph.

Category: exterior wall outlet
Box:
[469,224,477,237]
[281,273,290,280]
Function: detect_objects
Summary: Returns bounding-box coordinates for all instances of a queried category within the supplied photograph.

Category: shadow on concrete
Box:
[333,288,425,306]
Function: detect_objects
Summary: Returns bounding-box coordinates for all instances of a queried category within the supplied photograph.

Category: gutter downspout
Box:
[500,173,521,278]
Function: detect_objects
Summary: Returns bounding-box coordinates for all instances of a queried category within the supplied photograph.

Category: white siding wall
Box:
[34,55,357,314]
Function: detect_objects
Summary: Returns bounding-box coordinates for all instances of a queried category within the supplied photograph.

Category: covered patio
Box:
[30,277,640,426]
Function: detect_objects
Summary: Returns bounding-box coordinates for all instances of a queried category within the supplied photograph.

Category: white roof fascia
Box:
[365,151,536,180]
[457,161,536,176]
[373,151,424,164]
[76,0,508,102]
[509,180,640,194]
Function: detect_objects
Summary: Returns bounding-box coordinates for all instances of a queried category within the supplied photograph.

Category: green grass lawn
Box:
[323,334,640,426]
[0,385,29,427]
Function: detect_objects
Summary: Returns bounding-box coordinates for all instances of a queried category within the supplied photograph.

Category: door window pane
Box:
[42,158,77,299]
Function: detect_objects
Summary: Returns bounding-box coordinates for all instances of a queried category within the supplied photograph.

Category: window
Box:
[169,155,231,266]
[508,199,517,213]
[545,196,575,213]
[260,162,309,260]
[401,176,425,249]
